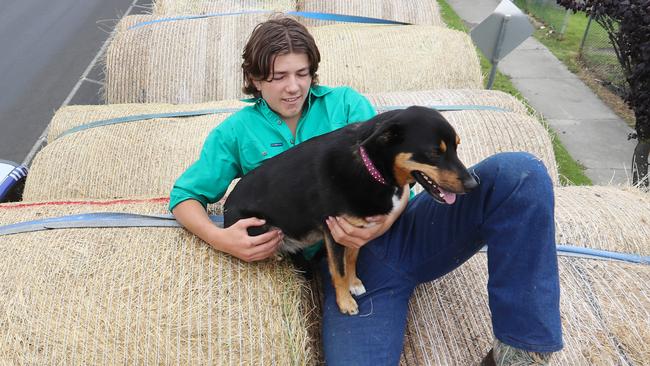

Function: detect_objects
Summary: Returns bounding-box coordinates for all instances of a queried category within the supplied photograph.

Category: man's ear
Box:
[252,79,262,92]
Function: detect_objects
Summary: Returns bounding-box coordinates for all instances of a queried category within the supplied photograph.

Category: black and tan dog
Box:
[224,106,478,315]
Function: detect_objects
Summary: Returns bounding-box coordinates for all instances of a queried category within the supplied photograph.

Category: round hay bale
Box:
[365,89,530,116]
[152,0,297,15]
[23,105,238,201]
[555,185,650,256]
[312,24,483,92]
[0,199,318,365]
[105,13,272,104]
[400,254,650,365]
[297,0,444,27]
[24,103,557,201]
[105,17,482,104]
[46,100,250,143]
[440,110,559,185]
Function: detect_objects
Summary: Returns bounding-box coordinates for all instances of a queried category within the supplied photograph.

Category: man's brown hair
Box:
[242,17,320,96]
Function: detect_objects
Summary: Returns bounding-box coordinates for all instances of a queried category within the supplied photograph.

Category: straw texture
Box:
[0,199,318,365]
[555,185,650,256]
[297,0,444,27]
[400,255,650,365]
[106,14,272,104]
[105,18,482,104]
[23,103,557,201]
[312,25,483,92]
[23,105,237,201]
[153,0,297,15]
[439,110,559,184]
[46,100,250,143]
[365,89,530,116]
[51,89,529,143]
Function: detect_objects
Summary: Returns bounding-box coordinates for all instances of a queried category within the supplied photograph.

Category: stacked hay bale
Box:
[0,199,319,364]
[105,14,271,104]
[400,254,650,365]
[399,186,650,365]
[297,0,444,26]
[23,102,244,201]
[312,24,482,92]
[152,0,297,15]
[554,185,650,254]
[105,14,482,104]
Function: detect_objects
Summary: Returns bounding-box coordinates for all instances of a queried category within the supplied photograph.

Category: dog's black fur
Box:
[224,106,477,315]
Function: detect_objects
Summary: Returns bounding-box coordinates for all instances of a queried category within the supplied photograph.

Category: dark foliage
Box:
[557,0,650,185]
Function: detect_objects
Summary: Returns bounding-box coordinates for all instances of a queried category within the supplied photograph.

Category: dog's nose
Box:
[462,175,479,191]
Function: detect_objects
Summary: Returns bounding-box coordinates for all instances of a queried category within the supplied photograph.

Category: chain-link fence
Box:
[579,16,628,95]
[512,0,627,97]
[513,0,572,33]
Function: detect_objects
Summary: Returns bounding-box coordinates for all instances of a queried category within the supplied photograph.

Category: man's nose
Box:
[285,75,300,92]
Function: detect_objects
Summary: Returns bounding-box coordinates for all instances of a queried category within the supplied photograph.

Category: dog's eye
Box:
[424,151,440,161]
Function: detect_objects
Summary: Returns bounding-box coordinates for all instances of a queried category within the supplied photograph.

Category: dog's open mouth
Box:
[412,171,456,204]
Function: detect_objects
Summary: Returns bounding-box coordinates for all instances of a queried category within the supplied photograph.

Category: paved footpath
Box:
[447,0,637,185]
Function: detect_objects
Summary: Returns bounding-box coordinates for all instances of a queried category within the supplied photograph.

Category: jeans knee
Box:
[474,152,554,200]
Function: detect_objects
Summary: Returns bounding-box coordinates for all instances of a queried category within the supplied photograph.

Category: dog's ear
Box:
[362,117,404,146]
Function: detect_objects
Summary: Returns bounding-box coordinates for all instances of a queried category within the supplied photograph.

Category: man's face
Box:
[253,52,312,127]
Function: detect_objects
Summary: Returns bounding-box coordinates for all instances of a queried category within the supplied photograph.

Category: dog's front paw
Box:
[349,277,366,296]
[337,295,359,315]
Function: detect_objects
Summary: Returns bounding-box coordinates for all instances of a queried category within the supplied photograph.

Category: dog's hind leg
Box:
[345,248,366,296]
[323,229,359,315]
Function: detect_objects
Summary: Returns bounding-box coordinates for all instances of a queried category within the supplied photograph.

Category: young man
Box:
[170,17,563,365]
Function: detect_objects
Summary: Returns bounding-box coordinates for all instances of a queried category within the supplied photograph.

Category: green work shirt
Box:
[169,85,377,259]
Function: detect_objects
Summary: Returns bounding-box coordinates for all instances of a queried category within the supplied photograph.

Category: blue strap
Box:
[376,105,511,113]
[127,10,410,30]
[55,108,242,140]
[478,245,649,265]
[0,212,223,236]
[0,212,648,265]
[555,244,650,265]
[289,11,410,25]
[54,105,510,140]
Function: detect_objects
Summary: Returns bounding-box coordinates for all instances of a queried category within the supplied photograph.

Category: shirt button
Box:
[290,139,295,144]
[277,121,282,125]
[262,151,268,156]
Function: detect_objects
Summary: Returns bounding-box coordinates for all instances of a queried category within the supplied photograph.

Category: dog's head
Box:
[362,106,478,204]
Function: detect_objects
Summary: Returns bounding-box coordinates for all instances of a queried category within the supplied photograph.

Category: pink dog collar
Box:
[359,146,388,185]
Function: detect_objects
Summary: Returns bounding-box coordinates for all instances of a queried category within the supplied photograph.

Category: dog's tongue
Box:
[440,188,456,204]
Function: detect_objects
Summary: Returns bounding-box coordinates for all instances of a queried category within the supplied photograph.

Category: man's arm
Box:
[172,199,283,262]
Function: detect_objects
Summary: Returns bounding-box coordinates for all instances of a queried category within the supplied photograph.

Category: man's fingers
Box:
[249,235,282,260]
[238,217,266,228]
[250,229,282,246]
[326,217,363,249]
[334,216,357,235]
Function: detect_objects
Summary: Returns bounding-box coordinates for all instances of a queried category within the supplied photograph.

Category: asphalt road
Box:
[0,0,151,164]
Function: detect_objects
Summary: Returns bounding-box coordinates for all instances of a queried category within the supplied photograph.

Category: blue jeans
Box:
[320,152,563,365]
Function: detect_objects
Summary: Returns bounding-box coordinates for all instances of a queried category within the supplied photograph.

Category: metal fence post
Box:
[579,13,594,56]
[560,8,571,35]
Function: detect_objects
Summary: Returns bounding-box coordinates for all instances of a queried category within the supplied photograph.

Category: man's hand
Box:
[325,185,410,249]
[325,215,392,249]
[216,218,284,262]
[172,200,283,262]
